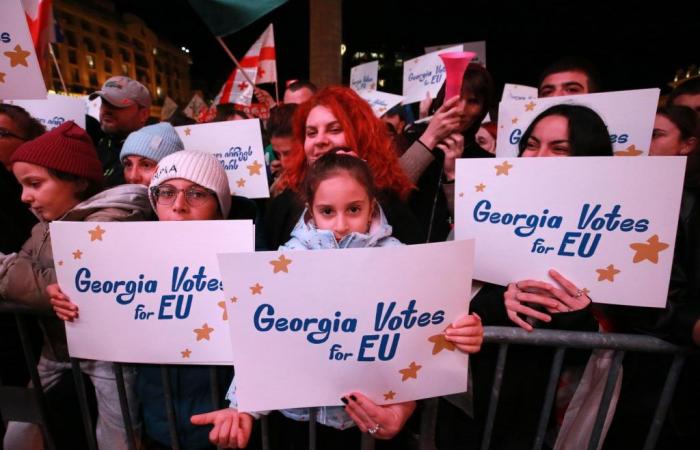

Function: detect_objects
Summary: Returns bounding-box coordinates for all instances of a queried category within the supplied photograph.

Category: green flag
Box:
[188,0,288,36]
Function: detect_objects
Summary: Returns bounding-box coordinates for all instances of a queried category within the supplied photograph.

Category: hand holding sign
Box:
[342,393,416,439]
[190,409,253,449]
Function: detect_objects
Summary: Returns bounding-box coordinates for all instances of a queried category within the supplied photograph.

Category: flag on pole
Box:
[160,96,178,121]
[184,93,207,120]
[212,24,277,106]
[22,0,54,72]
[188,0,287,37]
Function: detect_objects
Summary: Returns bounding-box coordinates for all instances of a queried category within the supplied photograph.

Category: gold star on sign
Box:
[0,72,5,83]
[582,288,591,296]
[270,255,292,273]
[72,249,83,259]
[4,45,31,68]
[596,264,620,282]
[183,127,191,136]
[217,301,228,321]
[88,225,106,241]
[614,145,644,157]
[236,178,246,188]
[428,332,456,355]
[399,361,422,382]
[475,183,486,192]
[511,117,518,124]
[525,101,536,111]
[250,283,263,295]
[247,160,262,176]
[458,192,464,198]
[230,296,238,303]
[58,260,64,266]
[181,349,192,358]
[495,161,513,176]
[383,391,396,401]
[194,323,214,341]
[630,234,669,264]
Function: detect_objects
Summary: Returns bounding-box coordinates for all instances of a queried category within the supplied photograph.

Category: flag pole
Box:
[274,80,280,104]
[49,43,68,93]
[215,36,256,88]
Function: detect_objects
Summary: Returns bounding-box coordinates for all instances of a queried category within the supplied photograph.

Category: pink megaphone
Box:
[439,51,477,100]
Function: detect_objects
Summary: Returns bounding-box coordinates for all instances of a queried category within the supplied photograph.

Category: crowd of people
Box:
[0,54,699,450]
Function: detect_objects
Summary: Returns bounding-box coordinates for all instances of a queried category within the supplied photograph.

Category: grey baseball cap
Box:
[89,76,151,108]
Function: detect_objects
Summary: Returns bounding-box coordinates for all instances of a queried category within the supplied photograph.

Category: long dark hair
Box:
[518,104,613,156]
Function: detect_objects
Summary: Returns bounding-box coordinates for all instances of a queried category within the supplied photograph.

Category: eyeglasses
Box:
[151,185,215,207]
[0,129,26,140]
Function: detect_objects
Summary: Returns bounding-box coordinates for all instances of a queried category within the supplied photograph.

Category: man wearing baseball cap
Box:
[89,76,151,186]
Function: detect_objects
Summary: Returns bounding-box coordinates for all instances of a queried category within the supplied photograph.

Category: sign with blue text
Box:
[176,120,270,198]
[6,93,86,130]
[501,83,538,102]
[402,44,462,104]
[217,241,474,411]
[496,89,659,157]
[350,60,379,92]
[454,157,686,307]
[51,220,255,364]
[0,0,47,99]
[358,90,404,117]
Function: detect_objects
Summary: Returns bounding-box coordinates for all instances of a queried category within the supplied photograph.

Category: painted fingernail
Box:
[350,395,357,402]
[341,397,348,405]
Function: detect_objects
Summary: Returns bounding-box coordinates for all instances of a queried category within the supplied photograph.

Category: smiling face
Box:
[13,162,85,221]
[310,171,373,241]
[123,155,157,186]
[154,178,220,221]
[521,115,571,157]
[304,106,348,165]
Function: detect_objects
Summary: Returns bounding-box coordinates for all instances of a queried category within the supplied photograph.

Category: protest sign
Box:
[51,220,254,364]
[357,90,404,117]
[0,0,47,99]
[454,157,685,307]
[176,120,270,199]
[402,44,462,104]
[350,60,379,92]
[501,83,538,102]
[218,240,474,411]
[6,93,86,130]
[496,89,659,157]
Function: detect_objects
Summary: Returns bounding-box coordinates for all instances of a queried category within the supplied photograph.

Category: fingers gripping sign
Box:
[341,392,416,440]
[47,283,80,321]
[191,408,254,449]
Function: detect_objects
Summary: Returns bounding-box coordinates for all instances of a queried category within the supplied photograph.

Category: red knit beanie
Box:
[10,121,103,183]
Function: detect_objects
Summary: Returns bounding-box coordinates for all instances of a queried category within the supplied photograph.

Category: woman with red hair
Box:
[264,86,420,249]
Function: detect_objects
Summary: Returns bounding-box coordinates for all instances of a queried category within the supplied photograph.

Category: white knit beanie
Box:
[149,150,231,218]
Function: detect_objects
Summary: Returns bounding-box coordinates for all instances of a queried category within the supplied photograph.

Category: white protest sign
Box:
[51,220,255,364]
[402,44,462,104]
[496,89,660,157]
[350,60,379,92]
[85,95,101,121]
[425,41,486,67]
[176,120,270,199]
[0,0,47,99]
[218,241,474,411]
[454,157,686,307]
[501,83,538,102]
[357,90,404,117]
[6,93,86,130]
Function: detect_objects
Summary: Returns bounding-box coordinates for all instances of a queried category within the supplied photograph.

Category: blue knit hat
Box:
[120,122,184,162]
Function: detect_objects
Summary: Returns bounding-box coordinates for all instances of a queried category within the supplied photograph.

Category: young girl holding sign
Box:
[0,121,150,450]
[192,151,484,449]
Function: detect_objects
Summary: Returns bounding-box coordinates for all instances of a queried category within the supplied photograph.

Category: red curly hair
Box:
[276,86,413,199]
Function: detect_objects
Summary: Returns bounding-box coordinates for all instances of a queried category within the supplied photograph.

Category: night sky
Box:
[112,0,699,101]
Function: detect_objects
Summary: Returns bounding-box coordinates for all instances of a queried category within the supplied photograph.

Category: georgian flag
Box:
[213,24,277,106]
[22,0,55,71]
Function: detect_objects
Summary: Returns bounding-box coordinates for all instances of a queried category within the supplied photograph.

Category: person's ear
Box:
[138,106,150,125]
[680,137,697,156]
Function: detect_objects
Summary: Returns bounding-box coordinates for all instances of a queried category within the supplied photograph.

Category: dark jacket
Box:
[0,164,36,254]
[96,135,126,187]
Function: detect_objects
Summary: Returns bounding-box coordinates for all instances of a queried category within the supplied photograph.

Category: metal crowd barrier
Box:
[0,303,693,450]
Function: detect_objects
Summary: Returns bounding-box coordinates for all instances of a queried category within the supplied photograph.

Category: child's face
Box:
[154,178,220,221]
[13,162,84,221]
[123,155,157,186]
[304,106,348,165]
[310,171,373,241]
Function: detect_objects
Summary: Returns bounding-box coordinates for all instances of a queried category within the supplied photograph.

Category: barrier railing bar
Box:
[643,353,686,450]
[208,367,223,450]
[308,406,318,450]
[70,358,98,450]
[587,350,624,450]
[113,363,136,450]
[418,397,438,450]
[360,432,376,450]
[532,347,566,450]
[260,414,270,450]
[480,343,508,450]
[160,366,181,450]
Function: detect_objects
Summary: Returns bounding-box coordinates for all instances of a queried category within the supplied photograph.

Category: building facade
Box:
[51,0,191,116]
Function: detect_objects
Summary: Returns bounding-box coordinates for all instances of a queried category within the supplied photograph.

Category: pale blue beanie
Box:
[120,122,184,162]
